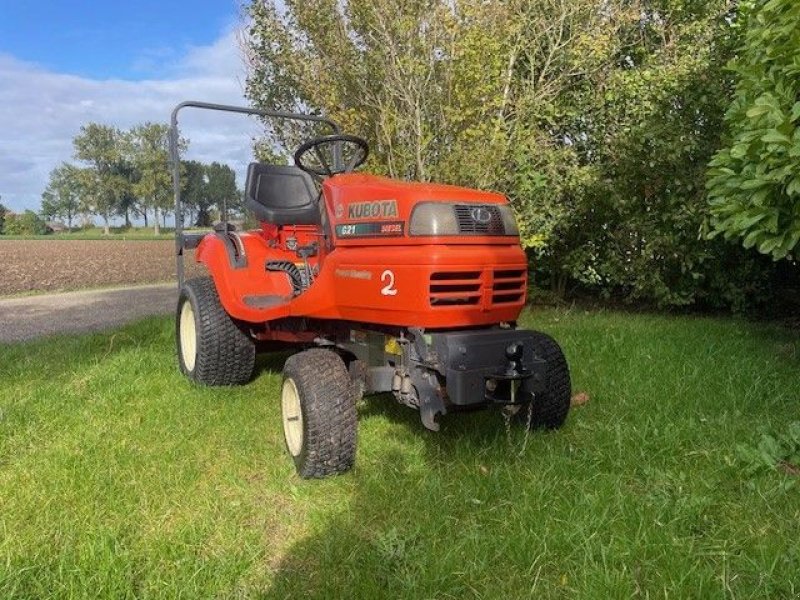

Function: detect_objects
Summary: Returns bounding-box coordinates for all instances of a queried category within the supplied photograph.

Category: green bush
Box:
[513,1,774,310]
[707,0,800,259]
[3,211,50,236]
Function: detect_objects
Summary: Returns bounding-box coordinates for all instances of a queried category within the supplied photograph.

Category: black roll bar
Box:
[169,100,341,287]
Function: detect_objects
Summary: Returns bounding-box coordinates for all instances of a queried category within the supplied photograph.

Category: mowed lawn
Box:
[0,309,798,598]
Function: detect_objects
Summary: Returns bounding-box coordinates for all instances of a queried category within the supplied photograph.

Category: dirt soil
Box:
[0,240,204,297]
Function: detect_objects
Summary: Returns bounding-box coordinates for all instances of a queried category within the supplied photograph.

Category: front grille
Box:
[492,269,525,303]
[429,271,481,306]
[454,205,505,235]
[429,268,527,307]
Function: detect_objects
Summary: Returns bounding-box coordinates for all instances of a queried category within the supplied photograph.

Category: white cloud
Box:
[0,27,263,213]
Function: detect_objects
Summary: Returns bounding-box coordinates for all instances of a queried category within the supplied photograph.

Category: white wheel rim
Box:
[281,378,304,457]
[179,299,197,372]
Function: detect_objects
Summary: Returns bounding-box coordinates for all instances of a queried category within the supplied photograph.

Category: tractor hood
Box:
[322,174,518,246]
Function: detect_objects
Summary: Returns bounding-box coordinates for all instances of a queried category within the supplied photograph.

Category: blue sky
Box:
[0,1,236,79]
[0,0,261,214]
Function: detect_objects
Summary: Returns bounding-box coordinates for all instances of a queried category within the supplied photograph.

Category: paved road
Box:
[0,284,178,343]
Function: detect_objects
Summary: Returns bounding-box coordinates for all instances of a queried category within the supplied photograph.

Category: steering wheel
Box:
[294,134,369,177]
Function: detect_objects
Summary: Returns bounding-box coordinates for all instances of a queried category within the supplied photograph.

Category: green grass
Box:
[1,309,798,598]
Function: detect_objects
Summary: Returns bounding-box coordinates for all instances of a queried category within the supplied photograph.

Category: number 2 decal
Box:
[381,270,398,296]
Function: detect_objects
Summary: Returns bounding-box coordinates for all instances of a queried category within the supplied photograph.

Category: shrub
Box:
[707,0,800,259]
[4,211,50,235]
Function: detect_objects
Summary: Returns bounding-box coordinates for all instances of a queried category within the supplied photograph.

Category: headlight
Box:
[498,205,519,236]
[409,203,459,236]
[409,202,519,236]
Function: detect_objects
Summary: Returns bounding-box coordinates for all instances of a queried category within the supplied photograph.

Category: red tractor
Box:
[170,101,571,478]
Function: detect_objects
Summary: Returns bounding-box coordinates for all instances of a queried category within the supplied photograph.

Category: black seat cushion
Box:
[244,163,320,226]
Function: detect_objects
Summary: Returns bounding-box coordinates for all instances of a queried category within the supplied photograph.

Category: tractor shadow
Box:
[253,349,293,379]
[248,350,560,597]
[357,392,511,450]
[262,392,549,597]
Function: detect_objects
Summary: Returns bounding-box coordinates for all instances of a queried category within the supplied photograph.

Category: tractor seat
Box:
[244,163,320,226]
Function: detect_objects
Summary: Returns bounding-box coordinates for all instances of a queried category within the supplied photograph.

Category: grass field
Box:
[1,308,798,598]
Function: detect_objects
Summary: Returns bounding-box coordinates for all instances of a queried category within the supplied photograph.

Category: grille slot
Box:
[429,268,527,307]
[454,205,505,235]
[431,271,481,281]
[492,268,525,304]
[430,283,480,293]
[494,269,525,279]
[430,271,482,306]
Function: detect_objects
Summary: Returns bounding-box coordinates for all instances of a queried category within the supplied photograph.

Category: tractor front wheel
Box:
[281,349,357,478]
[176,277,256,386]
[519,331,571,430]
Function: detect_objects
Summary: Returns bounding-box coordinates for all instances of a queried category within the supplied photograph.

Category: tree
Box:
[40,192,58,222]
[41,163,82,230]
[112,159,140,229]
[0,196,7,234]
[245,0,665,188]
[73,124,129,235]
[127,123,183,235]
[245,0,509,182]
[707,0,800,260]
[180,161,238,226]
[182,160,210,226]
[205,162,238,223]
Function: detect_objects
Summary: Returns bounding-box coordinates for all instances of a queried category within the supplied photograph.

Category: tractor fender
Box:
[194,232,294,322]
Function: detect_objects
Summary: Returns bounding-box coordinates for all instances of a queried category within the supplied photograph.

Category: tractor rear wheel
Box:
[176,277,256,386]
[280,349,357,478]
[520,332,571,430]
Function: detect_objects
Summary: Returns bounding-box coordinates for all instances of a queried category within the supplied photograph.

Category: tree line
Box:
[35,123,240,235]
[244,0,798,311]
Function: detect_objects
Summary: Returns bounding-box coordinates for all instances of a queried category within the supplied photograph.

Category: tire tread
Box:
[283,349,357,478]
[177,277,256,386]
[526,331,571,429]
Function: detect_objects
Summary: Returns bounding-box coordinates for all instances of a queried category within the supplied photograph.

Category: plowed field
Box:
[0,240,203,296]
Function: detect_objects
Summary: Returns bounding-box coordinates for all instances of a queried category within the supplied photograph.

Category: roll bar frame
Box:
[168,100,341,287]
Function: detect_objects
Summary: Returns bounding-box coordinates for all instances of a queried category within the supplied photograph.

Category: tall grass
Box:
[0,309,798,598]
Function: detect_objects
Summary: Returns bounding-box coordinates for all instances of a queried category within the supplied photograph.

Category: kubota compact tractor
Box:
[170,101,571,478]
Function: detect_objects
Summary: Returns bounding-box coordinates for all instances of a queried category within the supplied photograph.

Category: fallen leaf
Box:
[778,460,800,477]
[571,392,590,407]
